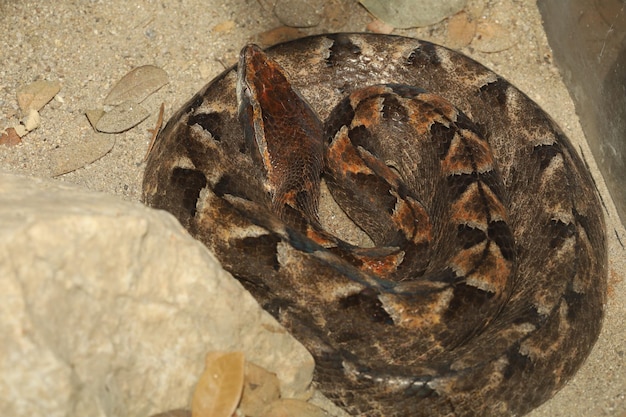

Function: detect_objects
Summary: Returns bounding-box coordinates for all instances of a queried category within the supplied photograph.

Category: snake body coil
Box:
[142,34,607,416]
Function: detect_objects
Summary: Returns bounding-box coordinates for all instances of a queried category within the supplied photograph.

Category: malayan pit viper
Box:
[142,34,607,417]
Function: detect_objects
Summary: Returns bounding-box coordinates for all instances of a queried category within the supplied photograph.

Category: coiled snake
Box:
[142,34,607,416]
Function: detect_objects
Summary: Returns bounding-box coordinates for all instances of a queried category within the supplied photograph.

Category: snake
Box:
[142,34,607,416]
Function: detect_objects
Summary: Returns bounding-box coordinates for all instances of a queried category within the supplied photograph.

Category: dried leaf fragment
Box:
[85,108,106,129]
[12,124,28,137]
[447,11,476,49]
[21,108,41,132]
[16,80,61,112]
[104,65,168,106]
[0,128,22,146]
[240,362,281,417]
[212,20,236,33]
[192,351,245,417]
[96,101,150,133]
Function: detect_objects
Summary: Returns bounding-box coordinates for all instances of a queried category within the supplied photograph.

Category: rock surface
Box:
[0,173,314,417]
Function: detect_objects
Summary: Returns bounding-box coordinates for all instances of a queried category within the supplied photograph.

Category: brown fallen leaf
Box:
[16,80,61,112]
[104,65,168,106]
[192,351,245,417]
[0,128,22,146]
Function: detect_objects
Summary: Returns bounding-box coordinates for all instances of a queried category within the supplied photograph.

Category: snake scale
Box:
[142,34,607,416]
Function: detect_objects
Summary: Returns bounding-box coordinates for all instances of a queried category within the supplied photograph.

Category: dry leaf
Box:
[0,128,22,146]
[192,351,245,417]
[21,108,41,132]
[96,101,150,133]
[239,362,281,417]
[16,80,61,112]
[104,65,168,106]
[447,11,476,49]
[85,108,106,129]
[12,124,27,137]
[261,399,327,417]
[48,133,115,176]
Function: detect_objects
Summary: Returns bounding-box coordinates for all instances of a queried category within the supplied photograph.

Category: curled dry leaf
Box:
[192,351,245,417]
[16,80,61,112]
[260,399,327,417]
[104,65,168,106]
[48,133,115,176]
[239,362,281,417]
[96,101,150,133]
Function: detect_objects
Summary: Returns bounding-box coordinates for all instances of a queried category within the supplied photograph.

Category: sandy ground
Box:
[1,0,624,416]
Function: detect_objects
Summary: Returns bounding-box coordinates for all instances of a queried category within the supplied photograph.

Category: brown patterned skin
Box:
[142,34,607,416]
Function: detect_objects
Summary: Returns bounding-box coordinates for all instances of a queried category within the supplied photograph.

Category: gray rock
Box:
[0,174,314,417]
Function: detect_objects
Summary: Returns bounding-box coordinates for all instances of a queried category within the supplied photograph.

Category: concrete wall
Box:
[539,0,626,225]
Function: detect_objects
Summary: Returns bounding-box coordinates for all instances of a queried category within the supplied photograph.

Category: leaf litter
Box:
[150,351,327,417]
[69,65,168,173]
